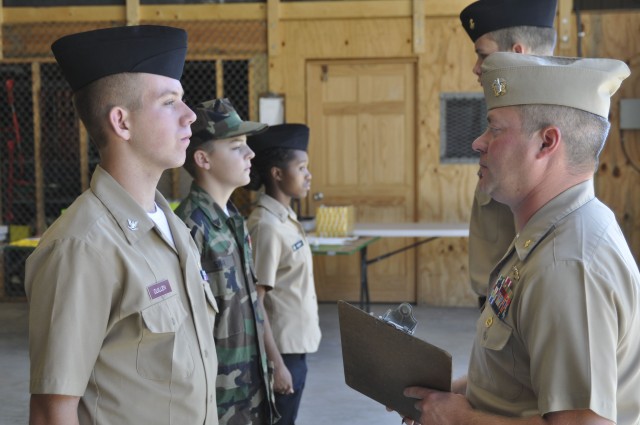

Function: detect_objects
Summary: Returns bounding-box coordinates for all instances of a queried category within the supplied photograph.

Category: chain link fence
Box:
[0,19,268,298]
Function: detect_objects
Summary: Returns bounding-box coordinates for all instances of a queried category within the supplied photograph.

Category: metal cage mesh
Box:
[439,93,486,164]
[0,20,268,298]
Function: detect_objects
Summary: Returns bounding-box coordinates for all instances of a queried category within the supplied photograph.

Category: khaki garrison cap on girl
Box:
[480,52,631,118]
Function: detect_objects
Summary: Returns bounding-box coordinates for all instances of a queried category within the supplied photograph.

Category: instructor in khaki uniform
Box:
[459,0,558,307]
[403,54,639,424]
[26,26,219,425]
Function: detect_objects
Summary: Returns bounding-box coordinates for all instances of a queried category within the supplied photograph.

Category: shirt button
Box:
[485,316,493,328]
[204,350,208,358]
[209,395,213,403]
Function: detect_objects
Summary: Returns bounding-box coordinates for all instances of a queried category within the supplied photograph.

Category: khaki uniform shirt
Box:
[469,185,517,297]
[247,194,321,354]
[467,181,640,424]
[25,166,219,425]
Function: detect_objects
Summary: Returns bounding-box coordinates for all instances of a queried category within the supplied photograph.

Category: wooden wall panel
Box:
[1,20,266,60]
[580,12,640,264]
[274,16,480,306]
[2,23,117,59]
[415,17,479,306]
[1,3,637,306]
[270,18,414,124]
[275,9,640,306]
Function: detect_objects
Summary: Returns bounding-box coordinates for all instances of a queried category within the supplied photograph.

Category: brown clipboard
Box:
[338,300,452,422]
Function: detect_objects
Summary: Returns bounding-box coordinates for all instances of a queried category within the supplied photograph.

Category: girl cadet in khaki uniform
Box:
[246,124,322,425]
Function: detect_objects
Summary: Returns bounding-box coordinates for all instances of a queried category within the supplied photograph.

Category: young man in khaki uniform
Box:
[404,53,639,425]
[460,0,558,306]
[26,26,219,425]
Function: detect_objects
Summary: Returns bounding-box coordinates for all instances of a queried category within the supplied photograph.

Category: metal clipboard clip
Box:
[379,302,418,335]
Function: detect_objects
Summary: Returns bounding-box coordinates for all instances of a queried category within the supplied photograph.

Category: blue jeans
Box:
[276,354,307,425]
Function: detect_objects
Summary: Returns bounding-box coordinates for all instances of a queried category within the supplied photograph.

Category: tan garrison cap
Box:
[480,52,630,118]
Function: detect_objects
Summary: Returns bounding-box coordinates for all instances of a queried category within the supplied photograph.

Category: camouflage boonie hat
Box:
[188,98,268,153]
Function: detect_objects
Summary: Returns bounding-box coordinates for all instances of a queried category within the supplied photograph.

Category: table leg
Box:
[360,246,370,312]
[0,248,5,300]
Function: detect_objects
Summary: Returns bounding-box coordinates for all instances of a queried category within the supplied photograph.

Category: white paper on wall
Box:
[259,95,285,125]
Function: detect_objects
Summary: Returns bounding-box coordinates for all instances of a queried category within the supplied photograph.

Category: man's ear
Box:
[537,126,561,158]
[108,106,131,141]
[511,43,526,54]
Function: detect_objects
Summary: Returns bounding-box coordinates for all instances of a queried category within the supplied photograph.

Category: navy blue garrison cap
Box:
[460,0,558,42]
[248,124,310,154]
[51,25,187,91]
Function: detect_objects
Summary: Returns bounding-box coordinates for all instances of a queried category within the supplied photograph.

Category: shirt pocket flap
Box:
[141,296,187,333]
[482,314,513,351]
[203,284,219,313]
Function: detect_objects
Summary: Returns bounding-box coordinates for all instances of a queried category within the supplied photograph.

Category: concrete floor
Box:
[0,302,477,425]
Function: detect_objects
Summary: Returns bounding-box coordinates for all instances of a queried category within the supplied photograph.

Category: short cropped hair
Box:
[183,139,215,178]
[488,26,557,55]
[72,73,143,149]
[517,104,610,174]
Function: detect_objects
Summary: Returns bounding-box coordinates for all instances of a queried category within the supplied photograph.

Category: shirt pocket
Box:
[470,309,523,400]
[137,294,194,381]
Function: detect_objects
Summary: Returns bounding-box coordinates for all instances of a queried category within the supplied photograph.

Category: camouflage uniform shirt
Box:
[176,183,277,425]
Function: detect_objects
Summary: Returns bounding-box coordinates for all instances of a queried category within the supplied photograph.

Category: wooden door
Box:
[306,60,416,303]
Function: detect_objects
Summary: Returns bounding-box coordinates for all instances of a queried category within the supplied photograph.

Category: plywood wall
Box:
[3,2,637,306]
[269,3,640,307]
[579,12,640,269]
[269,12,480,306]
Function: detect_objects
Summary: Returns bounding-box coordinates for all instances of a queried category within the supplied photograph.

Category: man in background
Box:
[460,0,558,306]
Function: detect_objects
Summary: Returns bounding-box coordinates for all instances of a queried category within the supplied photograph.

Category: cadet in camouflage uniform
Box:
[176,98,278,425]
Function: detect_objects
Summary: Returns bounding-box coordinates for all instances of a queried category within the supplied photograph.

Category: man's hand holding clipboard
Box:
[338,301,452,422]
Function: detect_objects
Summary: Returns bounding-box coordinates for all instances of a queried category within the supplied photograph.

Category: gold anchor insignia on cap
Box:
[492,77,507,97]
[127,219,139,231]
[469,18,475,30]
